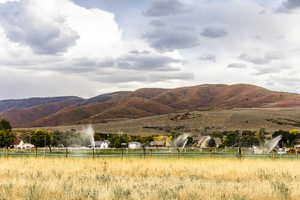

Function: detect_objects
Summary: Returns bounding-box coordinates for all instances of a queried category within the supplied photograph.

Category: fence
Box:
[0,147,299,159]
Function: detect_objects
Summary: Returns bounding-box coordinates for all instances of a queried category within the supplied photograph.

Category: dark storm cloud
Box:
[143,0,188,17]
[0,1,79,55]
[201,27,228,38]
[143,29,200,51]
[227,63,247,69]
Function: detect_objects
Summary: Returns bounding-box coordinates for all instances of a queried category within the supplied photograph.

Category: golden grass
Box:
[0,157,300,200]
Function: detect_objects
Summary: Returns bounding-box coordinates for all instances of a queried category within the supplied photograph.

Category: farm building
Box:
[15,140,34,149]
[150,141,165,147]
[152,136,172,147]
[294,139,300,149]
[94,141,110,149]
[128,142,142,149]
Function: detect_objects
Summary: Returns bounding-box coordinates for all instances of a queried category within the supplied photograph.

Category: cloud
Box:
[239,52,283,65]
[129,50,151,55]
[253,67,280,75]
[149,19,166,27]
[12,52,184,74]
[115,54,182,71]
[143,0,188,17]
[92,71,194,84]
[148,72,194,82]
[0,0,79,55]
[239,54,270,65]
[201,27,227,38]
[42,58,115,73]
[277,0,300,12]
[0,68,100,99]
[227,63,247,69]
[199,54,216,63]
[0,0,19,3]
[143,28,200,51]
[0,0,124,71]
[253,64,292,76]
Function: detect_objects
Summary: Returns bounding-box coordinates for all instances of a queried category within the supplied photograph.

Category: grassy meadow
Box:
[0,157,300,200]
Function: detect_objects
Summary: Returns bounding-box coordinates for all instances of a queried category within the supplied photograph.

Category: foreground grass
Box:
[0,157,300,200]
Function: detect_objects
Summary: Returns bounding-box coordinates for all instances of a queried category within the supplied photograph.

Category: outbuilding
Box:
[94,141,110,149]
[128,142,142,149]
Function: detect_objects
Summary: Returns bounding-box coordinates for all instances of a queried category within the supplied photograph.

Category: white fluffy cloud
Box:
[0,0,191,99]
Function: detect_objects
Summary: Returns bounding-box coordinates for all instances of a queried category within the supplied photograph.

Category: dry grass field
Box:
[26,107,300,135]
[14,107,300,136]
[0,157,300,200]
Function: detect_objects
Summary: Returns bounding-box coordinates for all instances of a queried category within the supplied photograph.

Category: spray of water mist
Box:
[76,124,95,148]
[85,124,95,148]
[173,133,190,148]
[253,135,282,154]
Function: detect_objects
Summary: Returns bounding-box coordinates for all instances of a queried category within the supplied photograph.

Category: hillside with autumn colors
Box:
[1,84,300,128]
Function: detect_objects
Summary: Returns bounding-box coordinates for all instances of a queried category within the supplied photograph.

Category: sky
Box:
[0,0,300,99]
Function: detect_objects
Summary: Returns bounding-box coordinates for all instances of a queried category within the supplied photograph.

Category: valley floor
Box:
[0,157,300,200]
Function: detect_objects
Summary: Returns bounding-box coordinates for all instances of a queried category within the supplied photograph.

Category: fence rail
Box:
[0,147,299,159]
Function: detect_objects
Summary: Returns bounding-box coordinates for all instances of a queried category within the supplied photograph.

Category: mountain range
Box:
[1,84,300,128]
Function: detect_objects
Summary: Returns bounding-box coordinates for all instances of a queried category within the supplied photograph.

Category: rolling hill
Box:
[2,84,300,128]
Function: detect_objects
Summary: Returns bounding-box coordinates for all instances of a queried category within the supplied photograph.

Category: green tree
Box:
[207,138,216,147]
[109,134,131,148]
[239,136,260,147]
[0,130,16,148]
[31,129,52,151]
[223,131,240,147]
[256,128,267,143]
[0,119,12,131]
[273,130,295,147]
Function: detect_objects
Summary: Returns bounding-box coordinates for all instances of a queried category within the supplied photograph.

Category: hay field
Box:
[0,158,300,200]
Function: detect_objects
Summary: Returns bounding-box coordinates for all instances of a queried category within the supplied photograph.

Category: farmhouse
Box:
[15,140,34,149]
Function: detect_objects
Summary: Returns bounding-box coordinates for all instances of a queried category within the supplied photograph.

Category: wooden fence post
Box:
[65,148,68,158]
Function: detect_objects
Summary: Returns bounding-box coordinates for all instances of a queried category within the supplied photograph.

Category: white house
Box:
[94,141,110,149]
[15,140,34,149]
[128,142,142,149]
